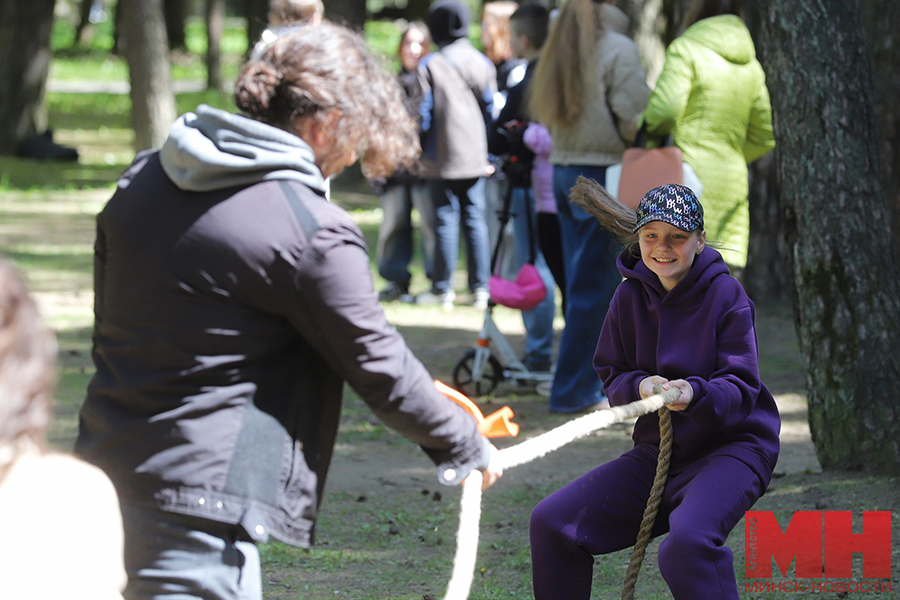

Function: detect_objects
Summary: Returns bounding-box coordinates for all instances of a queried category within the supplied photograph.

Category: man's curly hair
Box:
[235,22,421,178]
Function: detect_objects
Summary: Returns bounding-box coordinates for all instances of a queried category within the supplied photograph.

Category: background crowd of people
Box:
[370,0,773,415]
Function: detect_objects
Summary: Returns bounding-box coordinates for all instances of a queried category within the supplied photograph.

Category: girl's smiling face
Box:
[638,221,706,291]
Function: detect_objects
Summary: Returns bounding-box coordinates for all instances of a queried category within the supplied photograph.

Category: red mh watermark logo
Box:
[745,511,892,580]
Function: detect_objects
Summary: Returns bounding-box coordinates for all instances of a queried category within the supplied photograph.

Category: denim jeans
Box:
[548,165,621,412]
[376,181,434,286]
[510,186,556,366]
[429,177,491,294]
[121,503,262,600]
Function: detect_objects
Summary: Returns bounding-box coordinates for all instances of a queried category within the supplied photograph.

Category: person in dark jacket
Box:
[75,23,502,600]
[530,184,780,600]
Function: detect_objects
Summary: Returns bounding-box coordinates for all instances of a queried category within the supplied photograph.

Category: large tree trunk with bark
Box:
[207,0,226,91]
[859,2,900,267]
[758,0,900,474]
[119,0,177,151]
[0,0,55,154]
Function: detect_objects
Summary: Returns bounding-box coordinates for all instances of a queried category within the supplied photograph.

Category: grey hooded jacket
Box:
[75,106,490,547]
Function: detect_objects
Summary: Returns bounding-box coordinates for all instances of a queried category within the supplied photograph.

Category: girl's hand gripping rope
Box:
[640,376,694,411]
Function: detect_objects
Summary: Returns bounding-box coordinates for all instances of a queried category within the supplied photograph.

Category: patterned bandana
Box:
[632,183,704,233]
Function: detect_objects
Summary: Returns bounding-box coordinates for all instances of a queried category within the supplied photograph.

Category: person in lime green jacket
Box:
[641,0,774,269]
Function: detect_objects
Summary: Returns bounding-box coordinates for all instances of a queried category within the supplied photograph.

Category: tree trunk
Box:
[0,0,55,154]
[743,0,788,304]
[859,1,900,268]
[744,154,788,304]
[404,0,431,22]
[164,0,189,51]
[661,0,693,44]
[74,0,95,46]
[113,0,123,55]
[758,0,900,473]
[119,0,177,151]
[207,0,226,91]
[244,0,269,58]
[618,0,667,86]
[323,0,367,30]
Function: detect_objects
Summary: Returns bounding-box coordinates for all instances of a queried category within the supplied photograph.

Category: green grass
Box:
[50,14,248,83]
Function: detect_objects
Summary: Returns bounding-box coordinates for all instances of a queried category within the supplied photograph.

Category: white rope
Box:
[442,389,681,600]
[443,471,484,600]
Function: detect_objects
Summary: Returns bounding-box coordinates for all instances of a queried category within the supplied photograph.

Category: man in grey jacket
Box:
[416,0,497,310]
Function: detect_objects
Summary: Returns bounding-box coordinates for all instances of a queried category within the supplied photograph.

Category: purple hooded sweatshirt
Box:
[594,246,780,486]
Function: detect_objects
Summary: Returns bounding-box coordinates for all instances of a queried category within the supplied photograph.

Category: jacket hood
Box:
[160,104,326,194]
[617,245,731,305]
[680,15,755,65]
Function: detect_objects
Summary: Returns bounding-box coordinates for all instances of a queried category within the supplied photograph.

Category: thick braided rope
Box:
[621,406,673,599]
[443,388,682,600]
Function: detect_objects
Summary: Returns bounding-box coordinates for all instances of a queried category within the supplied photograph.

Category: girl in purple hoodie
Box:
[530,183,780,600]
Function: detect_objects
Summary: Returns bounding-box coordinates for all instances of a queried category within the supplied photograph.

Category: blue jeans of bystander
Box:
[548,165,620,412]
[428,177,491,295]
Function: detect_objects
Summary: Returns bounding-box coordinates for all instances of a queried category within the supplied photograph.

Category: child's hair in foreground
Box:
[0,258,56,479]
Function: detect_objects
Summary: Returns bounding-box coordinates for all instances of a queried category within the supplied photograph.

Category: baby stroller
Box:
[452,155,554,398]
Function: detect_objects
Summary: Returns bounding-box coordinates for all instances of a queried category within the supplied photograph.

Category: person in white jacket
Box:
[0,258,126,600]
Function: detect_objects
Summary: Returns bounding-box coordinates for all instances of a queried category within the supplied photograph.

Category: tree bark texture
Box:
[0,0,55,154]
[743,0,788,304]
[618,0,667,86]
[745,154,788,304]
[119,0,177,151]
[859,1,900,267]
[758,0,900,473]
[207,0,226,91]
[661,0,693,44]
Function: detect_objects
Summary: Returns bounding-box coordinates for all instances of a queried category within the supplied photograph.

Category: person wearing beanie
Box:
[530,184,780,599]
[414,0,498,310]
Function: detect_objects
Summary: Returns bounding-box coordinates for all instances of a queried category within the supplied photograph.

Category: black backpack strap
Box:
[279,180,320,240]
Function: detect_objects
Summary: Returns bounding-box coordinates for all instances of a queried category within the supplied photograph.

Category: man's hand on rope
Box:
[640,376,694,411]
[442,443,504,490]
[480,443,504,489]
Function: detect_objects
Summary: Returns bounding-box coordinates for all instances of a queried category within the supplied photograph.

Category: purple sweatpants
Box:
[530,444,764,599]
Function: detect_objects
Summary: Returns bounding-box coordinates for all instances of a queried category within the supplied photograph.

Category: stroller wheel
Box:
[453,349,503,398]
